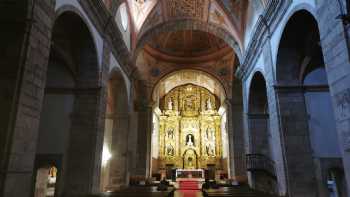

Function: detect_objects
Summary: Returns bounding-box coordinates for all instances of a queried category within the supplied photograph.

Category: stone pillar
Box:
[134,104,153,179]
[106,113,130,190]
[275,86,318,197]
[317,0,350,194]
[0,1,55,197]
[227,96,246,181]
[62,91,103,196]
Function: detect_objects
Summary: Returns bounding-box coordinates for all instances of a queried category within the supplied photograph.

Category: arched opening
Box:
[150,70,230,183]
[35,11,99,196]
[247,72,276,193]
[100,69,129,191]
[276,10,346,196]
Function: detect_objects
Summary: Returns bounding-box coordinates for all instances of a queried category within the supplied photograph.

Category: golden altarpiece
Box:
[158,84,223,171]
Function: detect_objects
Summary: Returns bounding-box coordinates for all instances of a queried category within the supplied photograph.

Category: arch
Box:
[276,9,321,84]
[55,3,104,66]
[35,9,100,196]
[134,19,243,64]
[272,4,317,67]
[246,71,277,193]
[275,8,319,83]
[108,67,130,114]
[274,8,345,196]
[248,71,268,114]
[51,10,99,84]
[152,69,227,104]
[182,148,198,169]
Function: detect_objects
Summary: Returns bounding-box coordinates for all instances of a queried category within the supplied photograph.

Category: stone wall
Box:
[0,1,56,197]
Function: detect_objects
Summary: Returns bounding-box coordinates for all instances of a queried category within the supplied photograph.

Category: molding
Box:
[236,0,292,80]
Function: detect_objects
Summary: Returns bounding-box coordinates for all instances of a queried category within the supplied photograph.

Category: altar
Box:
[151,84,229,181]
[176,169,204,179]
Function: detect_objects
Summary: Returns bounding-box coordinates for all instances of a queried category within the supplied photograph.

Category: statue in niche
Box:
[206,98,212,110]
[167,128,175,139]
[186,134,195,146]
[206,143,215,156]
[168,98,173,110]
[166,144,174,156]
[206,127,215,141]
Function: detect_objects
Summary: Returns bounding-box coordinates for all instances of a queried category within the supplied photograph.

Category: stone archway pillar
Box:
[134,103,153,179]
[106,113,130,190]
[226,97,246,181]
[275,86,318,197]
[0,1,55,197]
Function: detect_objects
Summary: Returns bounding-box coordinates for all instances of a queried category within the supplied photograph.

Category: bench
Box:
[202,186,275,197]
[95,186,175,197]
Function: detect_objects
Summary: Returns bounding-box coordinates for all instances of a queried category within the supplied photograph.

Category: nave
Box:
[1,1,350,197]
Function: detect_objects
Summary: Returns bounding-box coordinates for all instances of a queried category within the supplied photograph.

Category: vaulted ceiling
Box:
[117,0,267,97]
[127,0,251,50]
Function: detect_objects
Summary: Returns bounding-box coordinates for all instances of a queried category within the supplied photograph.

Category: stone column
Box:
[106,113,130,190]
[227,96,246,181]
[275,86,318,197]
[134,104,153,179]
[317,0,350,194]
[1,1,55,197]
[63,91,103,196]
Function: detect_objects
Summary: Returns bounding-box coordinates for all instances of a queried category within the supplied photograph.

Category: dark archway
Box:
[247,72,276,193]
[35,11,100,196]
[276,10,345,197]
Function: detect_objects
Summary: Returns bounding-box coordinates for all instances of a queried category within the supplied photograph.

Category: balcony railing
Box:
[246,154,276,179]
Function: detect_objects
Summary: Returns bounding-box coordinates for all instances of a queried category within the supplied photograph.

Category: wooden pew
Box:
[91,186,175,197]
[202,186,275,197]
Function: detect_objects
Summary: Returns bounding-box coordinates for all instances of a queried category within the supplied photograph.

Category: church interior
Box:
[1,0,350,197]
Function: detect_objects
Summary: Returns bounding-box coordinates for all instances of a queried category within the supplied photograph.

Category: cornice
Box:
[235,0,292,80]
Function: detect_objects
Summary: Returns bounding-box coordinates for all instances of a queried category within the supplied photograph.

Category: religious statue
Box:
[167,128,174,139]
[168,98,173,110]
[206,143,215,156]
[166,144,174,156]
[206,98,212,110]
[206,127,215,141]
[186,134,195,146]
[210,127,216,141]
